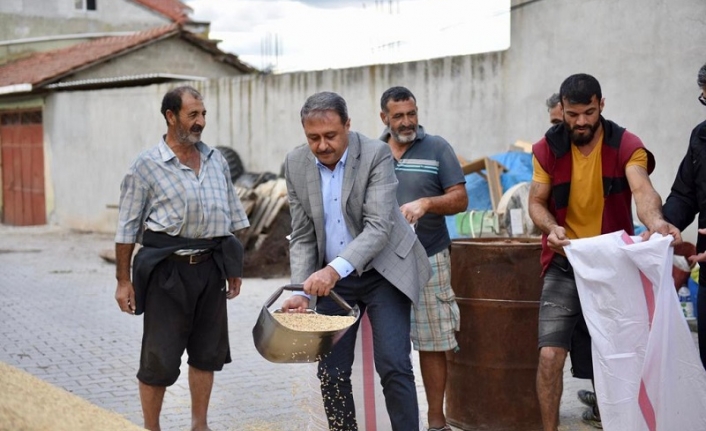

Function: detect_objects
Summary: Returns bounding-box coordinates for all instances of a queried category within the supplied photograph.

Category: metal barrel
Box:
[446,238,543,431]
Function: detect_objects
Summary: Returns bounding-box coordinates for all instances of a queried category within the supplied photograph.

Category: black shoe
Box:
[577,389,597,408]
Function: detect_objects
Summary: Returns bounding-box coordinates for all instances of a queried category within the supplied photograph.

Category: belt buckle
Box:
[189,254,199,265]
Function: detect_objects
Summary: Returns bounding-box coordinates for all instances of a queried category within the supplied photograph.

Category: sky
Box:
[183,0,510,73]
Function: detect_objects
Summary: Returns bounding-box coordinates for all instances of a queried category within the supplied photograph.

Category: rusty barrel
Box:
[446,238,543,431]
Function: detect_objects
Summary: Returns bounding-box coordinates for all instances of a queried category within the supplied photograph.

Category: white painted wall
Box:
[40,0,706,235]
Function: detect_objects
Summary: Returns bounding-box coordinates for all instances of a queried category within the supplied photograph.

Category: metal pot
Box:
[252,284,359,363]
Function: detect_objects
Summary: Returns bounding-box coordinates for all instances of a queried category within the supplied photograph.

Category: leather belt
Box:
[169,251,213,265]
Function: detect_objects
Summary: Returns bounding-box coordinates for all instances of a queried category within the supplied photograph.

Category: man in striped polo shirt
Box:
[379,86,468,431]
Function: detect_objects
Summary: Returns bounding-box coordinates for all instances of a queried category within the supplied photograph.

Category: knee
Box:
[138,367,180,387]
[538,346,567,371]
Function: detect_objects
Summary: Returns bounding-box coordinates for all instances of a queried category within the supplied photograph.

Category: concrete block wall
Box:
[37,0,706,234]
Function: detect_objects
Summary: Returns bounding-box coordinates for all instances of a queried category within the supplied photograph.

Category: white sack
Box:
[565,231,706,431]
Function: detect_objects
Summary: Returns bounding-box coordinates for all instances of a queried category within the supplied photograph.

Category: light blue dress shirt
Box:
[317,149,355,279]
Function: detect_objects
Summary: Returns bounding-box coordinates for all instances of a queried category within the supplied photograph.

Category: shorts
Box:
[537,255,584,351]
[570,312,594,379]
[411,249,460,351]
[137,256,231,386]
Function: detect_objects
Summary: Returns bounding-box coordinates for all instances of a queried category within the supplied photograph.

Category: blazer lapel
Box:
[342,132,360,206]
[305,151,326,260]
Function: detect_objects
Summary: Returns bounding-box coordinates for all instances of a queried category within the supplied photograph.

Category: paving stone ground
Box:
[2,224,688,430]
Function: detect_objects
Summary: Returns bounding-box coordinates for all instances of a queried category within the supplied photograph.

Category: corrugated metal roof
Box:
[44,73,208,89]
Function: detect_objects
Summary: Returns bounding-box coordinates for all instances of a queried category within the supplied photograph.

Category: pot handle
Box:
[263,283,356,316]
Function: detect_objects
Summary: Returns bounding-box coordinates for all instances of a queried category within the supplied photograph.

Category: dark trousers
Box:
[138,257,230,386]
[316,270,419,431]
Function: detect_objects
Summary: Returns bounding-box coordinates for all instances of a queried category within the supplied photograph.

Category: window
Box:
[75,0,96,11]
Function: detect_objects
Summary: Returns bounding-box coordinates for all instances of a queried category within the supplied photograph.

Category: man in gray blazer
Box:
[282,91,431,431]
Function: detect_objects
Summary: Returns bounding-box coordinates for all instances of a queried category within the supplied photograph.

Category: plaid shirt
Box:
[115,138,249,244]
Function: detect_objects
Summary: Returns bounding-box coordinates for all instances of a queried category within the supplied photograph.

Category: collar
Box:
[158,136,212,162]
[545,117,609,158]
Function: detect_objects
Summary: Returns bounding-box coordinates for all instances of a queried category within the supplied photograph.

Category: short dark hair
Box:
[380,86,416,112]
[160,86,202,125]
[698,63,706,88]
[300,91,349,125]
[546,93,561,111]
[559,74,602,105]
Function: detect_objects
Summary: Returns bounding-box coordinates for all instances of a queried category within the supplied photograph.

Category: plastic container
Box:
[679,285,694,319]
[688,278,699,319]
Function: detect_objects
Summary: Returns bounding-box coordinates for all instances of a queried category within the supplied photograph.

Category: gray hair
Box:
[300,91,349,125]
[698,63,706,88]
[545,93,561,111]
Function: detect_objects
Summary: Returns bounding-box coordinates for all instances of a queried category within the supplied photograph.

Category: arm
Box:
[400,141,468,222]
[399,184,468,224]
[663,134,699,230]
[528,180,570,255]
[626,164,682,244]
[115,243,136,314]
[114,165,148,314]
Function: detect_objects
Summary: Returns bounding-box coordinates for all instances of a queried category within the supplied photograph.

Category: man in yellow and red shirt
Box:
[529,73,681,431]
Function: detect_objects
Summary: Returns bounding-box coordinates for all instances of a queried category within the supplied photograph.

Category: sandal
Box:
[581,406,603,429]
[428,426,452,431]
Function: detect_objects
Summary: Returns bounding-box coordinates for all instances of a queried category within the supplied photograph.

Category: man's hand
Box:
[646,219,683,246]
[400,198,428,225]
[115,280,136,314]
[547,226,570,255]
[225,277,242,299]
[281,295,310,313]
[688,228,706,265]
[303,265,341,297]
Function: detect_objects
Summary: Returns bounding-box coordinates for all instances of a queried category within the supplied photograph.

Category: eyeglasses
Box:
[700,93,706,106]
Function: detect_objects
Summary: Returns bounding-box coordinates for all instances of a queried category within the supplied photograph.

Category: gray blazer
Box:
[284,131,431,305]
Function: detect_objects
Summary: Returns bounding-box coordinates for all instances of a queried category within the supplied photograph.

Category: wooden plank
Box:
[243,196,270,247]
[262,196,287,230]
[512,140,533,153]
[460,157,489,176]
[252,196,276,237]
[486,159,504,213]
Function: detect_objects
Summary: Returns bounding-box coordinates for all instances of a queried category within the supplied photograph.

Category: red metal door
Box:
[0,110,46,226]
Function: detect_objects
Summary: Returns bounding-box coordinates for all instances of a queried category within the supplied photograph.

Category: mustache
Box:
[190,125,203,133]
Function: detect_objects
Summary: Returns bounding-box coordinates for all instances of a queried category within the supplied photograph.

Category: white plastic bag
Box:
[565,231,706,431]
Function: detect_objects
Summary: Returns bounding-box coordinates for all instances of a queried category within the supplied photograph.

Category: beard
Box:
[390,125,417,144]
[175,119,202,145]
[568,119,600,147]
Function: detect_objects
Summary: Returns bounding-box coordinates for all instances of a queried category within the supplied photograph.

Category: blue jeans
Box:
[316,269,418,431]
